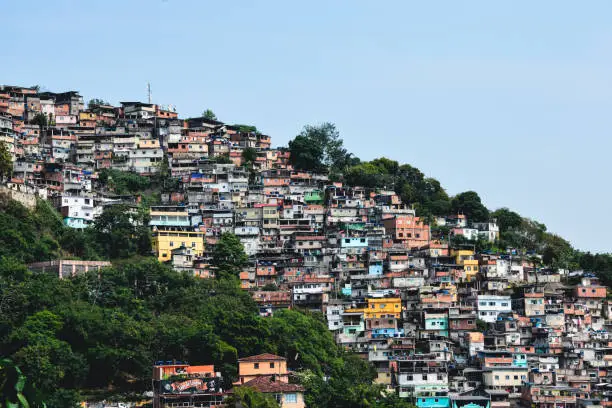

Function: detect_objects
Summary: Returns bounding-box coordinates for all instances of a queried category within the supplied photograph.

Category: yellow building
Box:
[152,229,205,261]
[452,249,479,281]
[365,297,402,319]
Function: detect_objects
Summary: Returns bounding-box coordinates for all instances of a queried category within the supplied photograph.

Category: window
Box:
[422,374,428,380]
[514,375,518,380]
[495,375,499,380]
[192,242,196,247]
[270,362,275,368]
[169,241,174,247]
[505,375,510,380]
[285,394,297,403]
[501,303,508,307]
[254,363,259,369]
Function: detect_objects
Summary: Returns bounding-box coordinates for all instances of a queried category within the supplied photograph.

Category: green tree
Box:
[0,141,12,181]
[288,123,351,175]
[450,191,489,222]
[90,204,151,259]
[234,124,259,134]
[30,112,48,136]
[98,169,150,195]
[153,156,178,193]
[490,208,522,232]
[0,358,35,407]
[212,233,248,277]
[87,98,109,109]
[345,162,393,189]
[242,147,258,185]
[224,386,280,408]
[476,319,488,332]
[202,109,218,121]
[242,147,257,167]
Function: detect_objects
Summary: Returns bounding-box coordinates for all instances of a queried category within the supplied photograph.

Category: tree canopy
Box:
[288,123,352,176]
[212,233,249,277]
[87,98,109,108]
[0,141,12,181]
[450,191,489,222]
[224,387,280,408]
[202,109,218,121]
[90,204,151,259]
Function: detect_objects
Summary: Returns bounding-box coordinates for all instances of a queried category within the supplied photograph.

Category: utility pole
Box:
[147,82,152,104]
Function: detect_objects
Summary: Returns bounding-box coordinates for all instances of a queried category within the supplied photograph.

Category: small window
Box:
[254,363,259,369]
[270,362,275,368]
[285,394,297,403]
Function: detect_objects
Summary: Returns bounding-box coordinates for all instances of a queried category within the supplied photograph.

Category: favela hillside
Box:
[1,85,612,408]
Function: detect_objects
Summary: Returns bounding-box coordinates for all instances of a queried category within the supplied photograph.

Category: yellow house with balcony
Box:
[452,249,479,281]
[365,297,402,319]
[152,229,205,262]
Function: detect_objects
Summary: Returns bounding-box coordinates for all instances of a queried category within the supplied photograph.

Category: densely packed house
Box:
[3,84,612,408]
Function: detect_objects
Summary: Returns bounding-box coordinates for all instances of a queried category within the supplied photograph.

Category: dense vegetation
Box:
[0,198,413,407]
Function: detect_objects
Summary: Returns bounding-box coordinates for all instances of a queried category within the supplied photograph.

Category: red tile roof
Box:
[240,375,304,393]
[238,353,285,362]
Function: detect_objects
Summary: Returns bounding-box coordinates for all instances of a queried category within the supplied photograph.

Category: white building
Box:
[477,295,512,323]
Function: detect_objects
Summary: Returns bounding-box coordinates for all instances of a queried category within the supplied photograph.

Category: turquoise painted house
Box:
[417,396,450,408]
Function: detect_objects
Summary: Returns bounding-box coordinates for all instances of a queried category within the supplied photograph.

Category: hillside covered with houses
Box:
[1,84,612,408]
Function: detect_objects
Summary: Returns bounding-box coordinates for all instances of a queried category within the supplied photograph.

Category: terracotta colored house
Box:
[233,353,304,408]
[235,353,289,384]
[382,215,430,249]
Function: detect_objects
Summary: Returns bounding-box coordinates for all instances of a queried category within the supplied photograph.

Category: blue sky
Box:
[3,1,611,252]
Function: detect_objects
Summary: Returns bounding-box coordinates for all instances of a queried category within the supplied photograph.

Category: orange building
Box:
[382,215,430,248]
[575,284,606,298]
[236,353,289,384]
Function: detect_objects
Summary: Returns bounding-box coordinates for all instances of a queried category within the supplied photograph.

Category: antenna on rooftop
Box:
[147,82,152,104]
